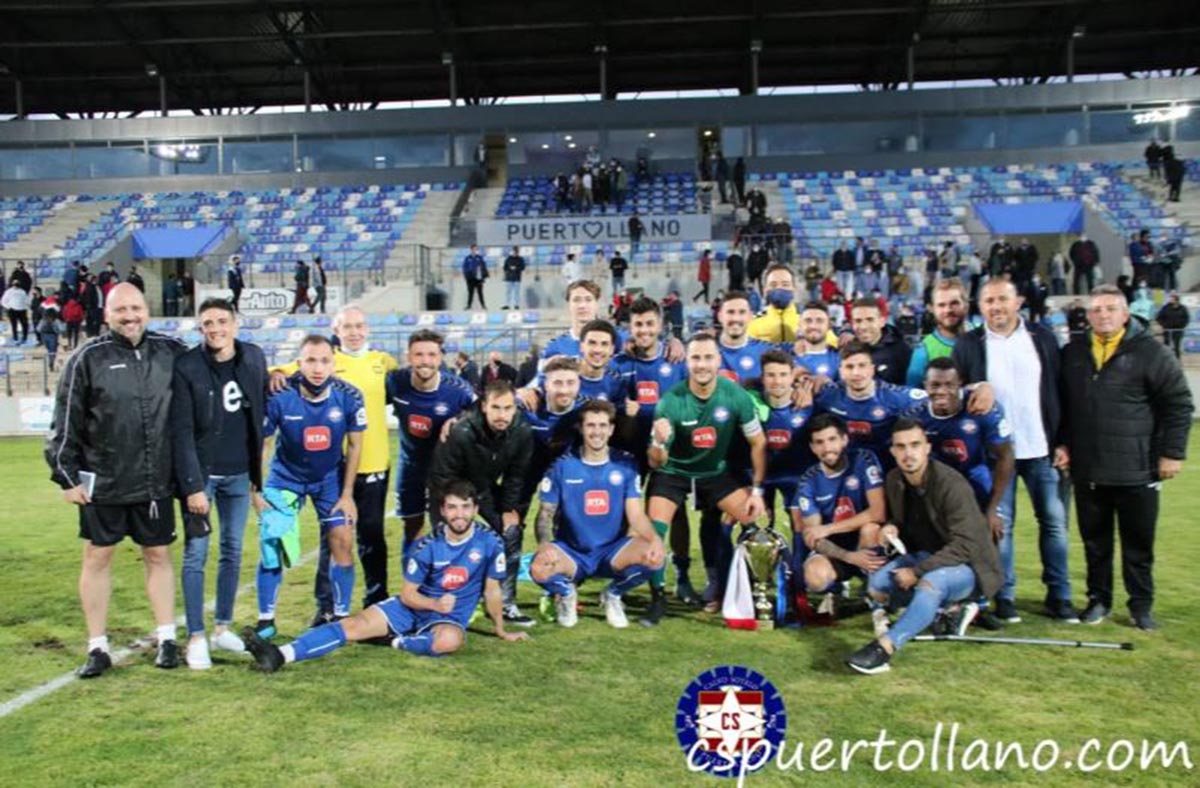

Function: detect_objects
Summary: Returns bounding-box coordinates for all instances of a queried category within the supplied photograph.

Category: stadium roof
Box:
[0,0,1197,117]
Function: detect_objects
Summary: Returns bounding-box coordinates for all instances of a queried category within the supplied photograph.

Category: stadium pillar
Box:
[304,70,312,112]
[749,39,762,95]
[14,79,23,118]
[595,43,608,99]
[158,75,167,117]
[443,52,457,106]
[1066,37,1075,83]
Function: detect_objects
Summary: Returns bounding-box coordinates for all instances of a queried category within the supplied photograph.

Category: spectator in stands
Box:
[462,244,489,310]
[848,297,911,385]
[482,350,518,388]
[636,154,650,180]
[1025,273,1049,324]
[613,164,628,212]
[1157,294,1189,358]
[1013,238,1038,293]
[749,188,767,222]
[725,248,746,292]
[455,351,480,392]
[227,256,245,312]
[312,257,328,314]
[562,253,582,291]
[10,260,32,293]
[517,345,540,388]
[987,237,1014,278]
[1145,139,1163,180]
[126,266,145,293]
[63,296,84,349]
[1130,282,1155,325]
[580,169,594,213]
[30,285,44,343]
[662,290,685,339]
[609,247,629,296]
[628,213,645,260]
[81,275,103,338]
[1164,149,1185,203]
[715,152,730,204]
[179,270,195,317]
[733,157,747,205]
[831,239,855,297]
[820,271,841,303]
[693,249,712,304]
[65,261,82,291]
[747,241,769,292]
[1068,233,1100,295]
[803,261,822,302]
[585,145,602,170]
[3,281,30,345]
[1066,298,1089,340]
[97,261,119,296]
[502,245,525,310]
[1048,252,1067,296]
[289,258,311,314]
[1157,233,1182,293]
[906,260,925,306]
[856,263,885,302]
[1116,274,1135,304]
[553,172,570,213]
[163,274,180,317]
[1129,230,1153,286]
[36,301,63,370]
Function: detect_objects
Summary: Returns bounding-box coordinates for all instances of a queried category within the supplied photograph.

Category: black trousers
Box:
[315,470,392,613]
[1074,482,1159,614]
[466,276,486,309]
[1163,330,1183,359]
[8,309,28,342]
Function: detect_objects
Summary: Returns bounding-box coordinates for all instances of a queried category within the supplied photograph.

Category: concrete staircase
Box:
[458,187,505,220]
[400,189,459,248]
[0,200,113,262]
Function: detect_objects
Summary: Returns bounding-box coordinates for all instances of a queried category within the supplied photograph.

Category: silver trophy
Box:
[740,524,789,630]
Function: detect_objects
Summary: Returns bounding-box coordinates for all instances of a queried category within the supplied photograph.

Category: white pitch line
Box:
[0,549,319,720]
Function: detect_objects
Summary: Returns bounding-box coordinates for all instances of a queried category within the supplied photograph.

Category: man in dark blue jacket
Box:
[462,244,489,309]
[169,297,268,669]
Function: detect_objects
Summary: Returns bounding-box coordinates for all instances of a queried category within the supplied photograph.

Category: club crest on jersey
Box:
[328,406,344,423]
[766,429,792,450]
[960,420,978,434]
[871,406,886,419]
[441,566,468,590]
[467,549,482,564]
[739,356,754,370]
[434,402,450,415]
[692,426,717,449]
[636,380,660,405]
[608,470,624,486]
[713,406,730,424]
[584,490,611,516]
[845,475,861,490]
[303,426,332,451]
[407,414,433,438]
[791,413,806,427]
[659,363,674,378]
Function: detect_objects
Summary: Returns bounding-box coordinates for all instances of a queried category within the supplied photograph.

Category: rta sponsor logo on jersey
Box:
[584,490,611,516]
[676,665,787,779]
[636,380,660,404]
[407,414,432,438]
[847,420,871,438]
[766,430,792,450]
[941,439,970,464]
[692,426,718,449]
[834,496,858,521]
[440,566,468,590]
[303,426,332,451]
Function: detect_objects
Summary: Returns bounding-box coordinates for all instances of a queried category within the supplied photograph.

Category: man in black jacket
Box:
[849,297,911,385]
[170,297,268,669]
[1068,235,1100,295]
[45,283,187,678]
[952,278,1079,624]
[502,246,525,310]
[428,380,535,625]
[1156,293,1190,358]
[227,256,245,312]
[1058,285,1193,630]
[831,240,855,299]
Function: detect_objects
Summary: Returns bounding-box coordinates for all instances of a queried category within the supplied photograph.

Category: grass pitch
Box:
[0,434,1197,786]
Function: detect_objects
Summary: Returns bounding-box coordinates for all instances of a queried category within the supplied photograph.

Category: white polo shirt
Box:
[985,321,1048,460]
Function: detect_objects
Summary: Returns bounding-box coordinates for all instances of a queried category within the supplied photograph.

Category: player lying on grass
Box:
[846,419,1003,675]
[243,480,529,670]
[529,400,665,629]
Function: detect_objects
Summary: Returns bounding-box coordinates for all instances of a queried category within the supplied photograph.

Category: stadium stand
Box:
[496,172,702,217]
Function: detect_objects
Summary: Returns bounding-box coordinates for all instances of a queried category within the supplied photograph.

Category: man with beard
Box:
[906,278,969,387]
[716,292,775,384]
[847,298,910,386]
[793,302,841,381]
[242,481,528,670]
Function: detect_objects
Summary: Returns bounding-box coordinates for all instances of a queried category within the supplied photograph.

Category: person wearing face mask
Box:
[1129,282,1155,325]
[748,264,803,344]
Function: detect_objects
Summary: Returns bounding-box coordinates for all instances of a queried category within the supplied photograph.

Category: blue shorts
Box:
[965,464,993,511]
[553,537,634,584]
[282,475,349,530]
[374,596,464,636]
[395,460,429,519]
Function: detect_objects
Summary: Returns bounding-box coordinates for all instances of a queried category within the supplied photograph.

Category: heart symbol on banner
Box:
[583,221,605,239]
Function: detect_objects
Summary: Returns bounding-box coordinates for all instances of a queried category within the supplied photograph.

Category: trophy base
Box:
[756,619,775,631]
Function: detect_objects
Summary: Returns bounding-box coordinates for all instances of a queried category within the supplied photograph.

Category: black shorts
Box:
[78,497,177,548]
[646,471,746,512]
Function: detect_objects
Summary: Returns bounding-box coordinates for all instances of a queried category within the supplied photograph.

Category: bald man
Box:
[46,283,188,678]
[270,305,400,619]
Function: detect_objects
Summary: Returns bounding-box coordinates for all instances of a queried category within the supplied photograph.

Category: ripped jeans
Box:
[867,552,978,650]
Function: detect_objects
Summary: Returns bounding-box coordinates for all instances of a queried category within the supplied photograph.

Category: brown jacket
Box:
[885,460,1002,599]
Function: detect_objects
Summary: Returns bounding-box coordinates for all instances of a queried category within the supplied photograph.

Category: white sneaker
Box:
[872,608,891,639]
[817,592,837,617]
[602,590,629,629]
[186,637,212,670]
[555,586,579,628]
[884,533,907,556]
[210,629,246,654]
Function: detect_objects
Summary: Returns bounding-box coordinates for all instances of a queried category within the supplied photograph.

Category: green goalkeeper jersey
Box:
[653,376,762,479]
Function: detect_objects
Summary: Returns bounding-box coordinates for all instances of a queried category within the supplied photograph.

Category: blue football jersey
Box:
[539,449,641,553]
[578,369,628,408]
[718,337,775,383]
[612,348,688,428]
[814,381,929,468]
[795,348,841,381]
[791,449,884,527]
[386,369,477,466]
[404,525,506,627]
[762,401,815,483]
[911,401,1012,476]
[264,376,367,490]
[541,327,631,368]
[522,396,585,460]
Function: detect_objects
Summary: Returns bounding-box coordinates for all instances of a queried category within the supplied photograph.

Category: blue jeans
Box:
[868,552,977,650]
[835,270,855,297]
[505,280,521,308]
[182,473,251,636]
[998,457,1073,603]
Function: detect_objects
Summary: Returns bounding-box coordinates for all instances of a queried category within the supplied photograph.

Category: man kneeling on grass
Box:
[243,480,529,671]
[846,418,1002,675]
